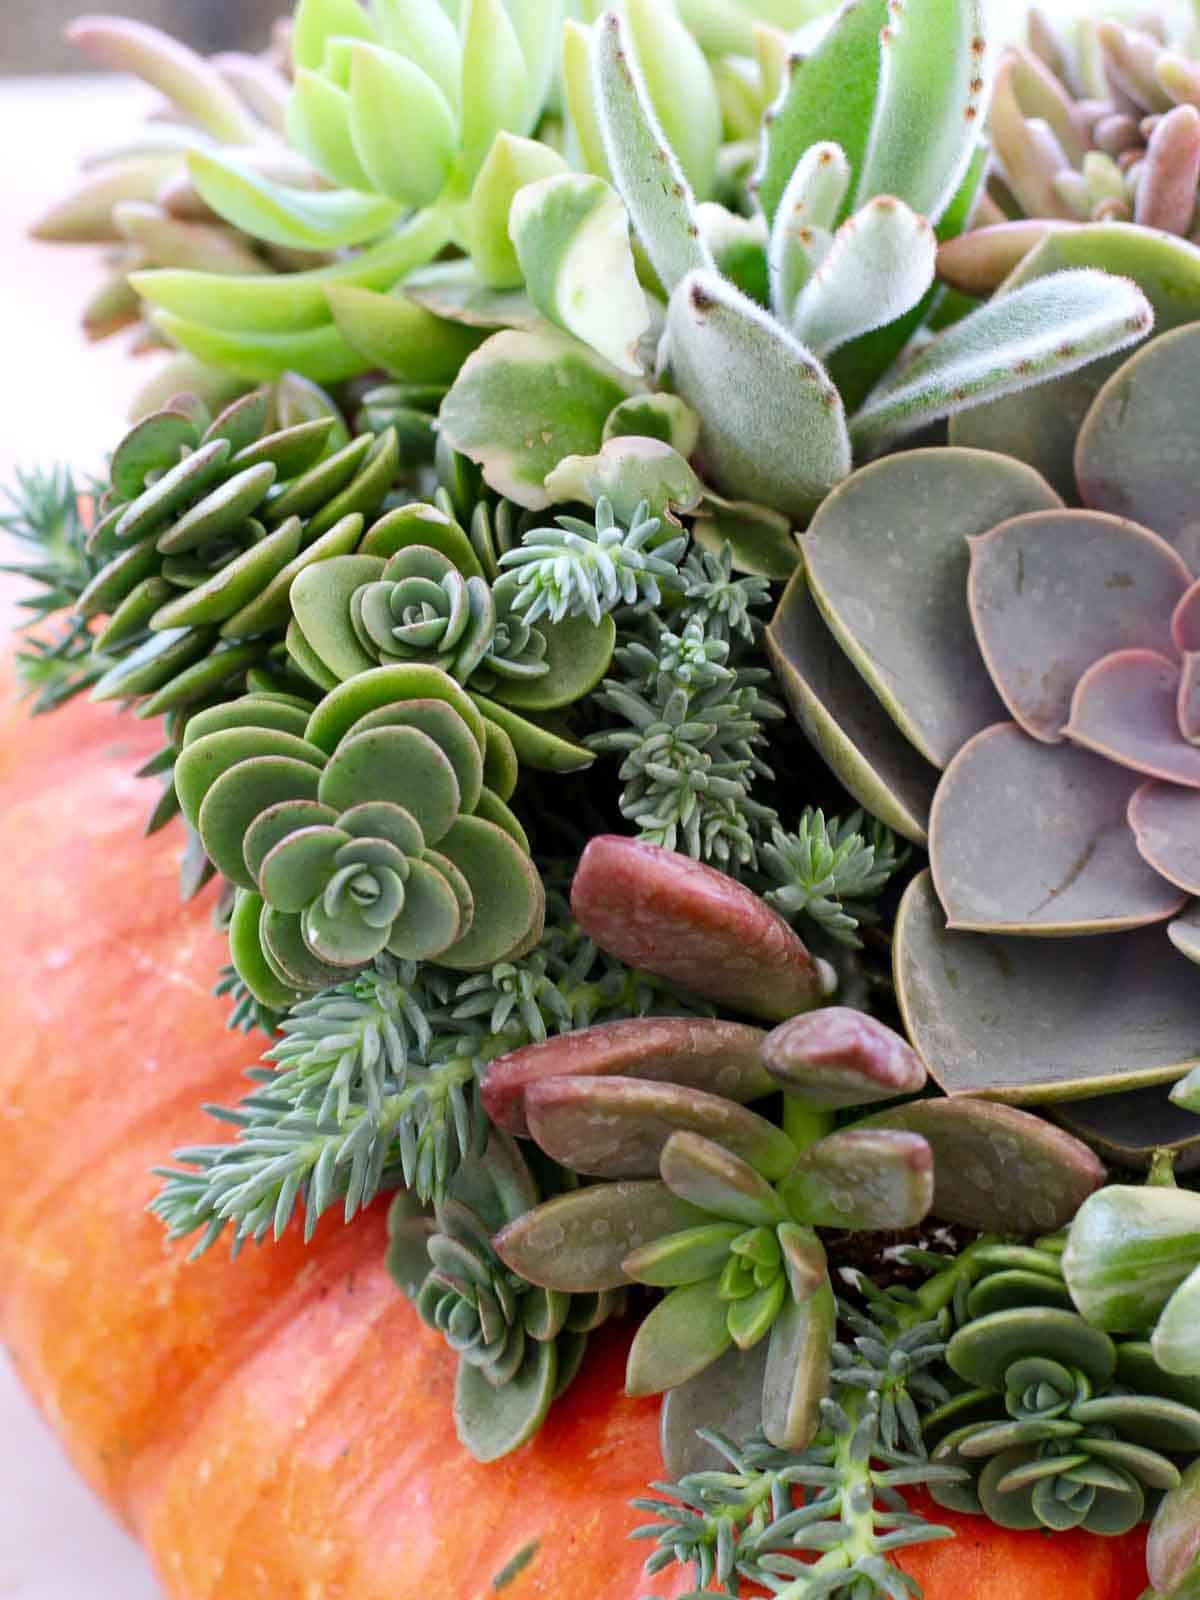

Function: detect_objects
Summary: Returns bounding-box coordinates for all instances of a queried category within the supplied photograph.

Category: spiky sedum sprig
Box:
[633,1266,972,1600]
[589,540,784,870]
[499,497,687,626]
[0,466,107,712]
[761,810,909,948]
[151,897,708,1256]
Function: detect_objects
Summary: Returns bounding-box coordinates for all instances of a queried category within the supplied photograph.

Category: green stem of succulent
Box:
[1149,1150,1179,1188]
[781,1095,834,1153]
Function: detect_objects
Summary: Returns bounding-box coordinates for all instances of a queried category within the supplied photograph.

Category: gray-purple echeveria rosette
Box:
[769,320,1200,1111]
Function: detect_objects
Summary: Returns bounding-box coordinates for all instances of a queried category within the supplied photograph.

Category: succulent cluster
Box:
[925,1234,1200,1537]
[769,292,1200,1128]
[17,0,1200,1591]
[386,1132,626,1460]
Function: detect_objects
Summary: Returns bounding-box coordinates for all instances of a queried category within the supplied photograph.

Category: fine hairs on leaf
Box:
[498,495,687,626]
[761,809,909,948]
[150,894,710,1254]
[633,1272,967,1600]
[0,465,108,711]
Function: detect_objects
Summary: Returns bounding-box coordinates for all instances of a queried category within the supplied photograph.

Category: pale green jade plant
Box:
[1063,1157,1200,1380]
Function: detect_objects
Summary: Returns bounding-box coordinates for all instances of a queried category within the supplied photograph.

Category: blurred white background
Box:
[0,1,1176,1596]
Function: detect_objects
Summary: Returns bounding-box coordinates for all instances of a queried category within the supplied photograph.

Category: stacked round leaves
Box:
[175,669,545,1010]
[79,388,399,716]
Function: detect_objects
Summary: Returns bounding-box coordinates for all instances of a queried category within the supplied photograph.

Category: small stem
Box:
[782,1094,834,1153]
[1148,1147,1178,1188]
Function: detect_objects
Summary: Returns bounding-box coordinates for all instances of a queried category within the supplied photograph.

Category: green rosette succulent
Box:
[173,666,545,1010]
[80,386,399,716]
[285,498,620,735]
[768,312,1200,1115]
[386,1131,625,1461]
[924,1299,1200,1536]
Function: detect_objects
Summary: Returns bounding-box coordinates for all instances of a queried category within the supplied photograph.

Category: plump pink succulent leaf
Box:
[1066,648,1200,786]
[931,723,1185,934]
[760,1006,925,1108]
[1173,583,1200,653]
[762,1276,834,1449]
[950,224,1200,500]
[523,1075,797,1182]
[765,569,938,845]
[491,1179,708,1291]
[777,1129,933,1231]
[1178,653,1200,743]
[658,1130,788,1226]
[803,448,1062,771]
[968,510,1190,744]
[895,870,1200,1100]
[1076,323,1200,571]
[853,1097,1105,1232]
[660,1339,770,1476]
[1055,1082,1200,1173]
[1169,904,1200,965]
[1129,782,1200,895]
[481,1017,771,1136]
[569,835,833,1020]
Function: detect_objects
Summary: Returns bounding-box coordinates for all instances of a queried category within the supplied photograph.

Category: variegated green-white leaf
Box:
[510,174,649,374]
[438,326,635,508]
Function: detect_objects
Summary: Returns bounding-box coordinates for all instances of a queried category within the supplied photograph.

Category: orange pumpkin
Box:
[0,654,1151,1599]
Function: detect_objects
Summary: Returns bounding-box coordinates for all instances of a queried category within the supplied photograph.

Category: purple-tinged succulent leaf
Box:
[481,1017,771,1137]
[854,1097,1104,1232]
[803,448,1061,770]
[1129,782,1200,896]
[1170,905,1200,965]
[930,724,1184,935]
[624,1278,731,1396]
[1173,582,1200,653]
[760,1006,926,1108]
[950,224,1200,500]
[523,1075,796,1182]
[762,1275,834,1449]
[1076,323,1200,571]
[777,1129,933,1231]
[1147,1460,1200,1597]
[766,568,938,845]
[894,871,1200,1101]
[1055,1083,1200,1174]
[968,510,1189,744]
[570,835,834,1021]
[657,1130,788,1226]
[659,1339,770,1476]
[1178,654,1200,743]
[1066,649,1200,787]
[491,1180,708,1292]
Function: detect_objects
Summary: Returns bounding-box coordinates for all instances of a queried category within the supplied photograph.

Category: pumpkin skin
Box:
[0,654,1150,1599]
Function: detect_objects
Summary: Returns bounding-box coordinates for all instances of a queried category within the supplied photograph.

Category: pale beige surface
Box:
[1,72,165,1600]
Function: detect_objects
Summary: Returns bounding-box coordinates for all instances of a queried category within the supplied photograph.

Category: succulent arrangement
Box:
[11,0,1200,1597]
